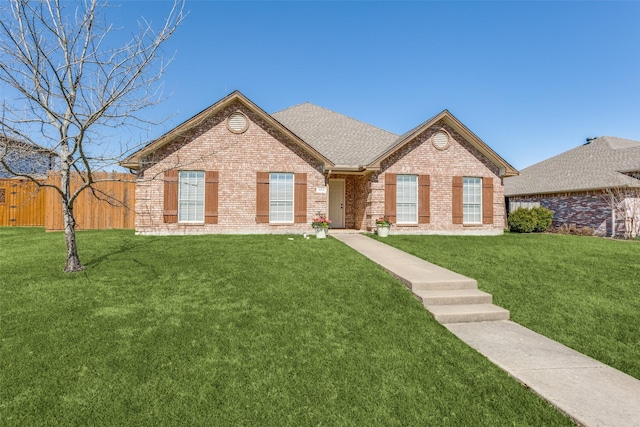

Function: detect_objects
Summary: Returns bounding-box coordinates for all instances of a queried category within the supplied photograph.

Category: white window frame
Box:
[269,172,294,223]
[463,177,482,224]
[178,171,205,223]
[396,174,418,224]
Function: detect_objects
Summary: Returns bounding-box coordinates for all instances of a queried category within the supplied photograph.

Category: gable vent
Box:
[433,130,450,150]
[227,112,249,134]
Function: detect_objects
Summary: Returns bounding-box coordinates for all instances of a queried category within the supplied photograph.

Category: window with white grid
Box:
[463,177,482,224]
[397,175,418,224]
[269,172,294,223]
[178,171,205,222]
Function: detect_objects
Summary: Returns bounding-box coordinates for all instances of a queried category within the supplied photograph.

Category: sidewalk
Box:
[332,233,640,427]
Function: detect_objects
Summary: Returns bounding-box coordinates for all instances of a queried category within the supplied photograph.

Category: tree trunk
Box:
[63,201,84,272]
[61,167,84,272]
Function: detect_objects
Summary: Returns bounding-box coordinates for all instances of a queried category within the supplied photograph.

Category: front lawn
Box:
[0,228,571,426]
[373,233,640,380]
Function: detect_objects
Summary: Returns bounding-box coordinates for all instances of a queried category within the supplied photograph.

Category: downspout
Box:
[611,193,616,238]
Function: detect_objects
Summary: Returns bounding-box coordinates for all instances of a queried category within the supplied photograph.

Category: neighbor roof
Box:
[504,136,640,196]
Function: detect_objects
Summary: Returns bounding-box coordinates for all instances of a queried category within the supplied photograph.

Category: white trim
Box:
[396,174,418,224]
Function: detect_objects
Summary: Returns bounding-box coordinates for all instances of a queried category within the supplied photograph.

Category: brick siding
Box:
[136,109,507,235]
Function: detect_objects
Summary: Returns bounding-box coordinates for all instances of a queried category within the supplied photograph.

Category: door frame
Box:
[328,179,345,229]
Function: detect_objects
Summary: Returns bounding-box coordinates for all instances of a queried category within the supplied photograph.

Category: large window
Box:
[397,174,418,224]
[178,171,205,222]
[463,177,482,224]
[270,172,294,223]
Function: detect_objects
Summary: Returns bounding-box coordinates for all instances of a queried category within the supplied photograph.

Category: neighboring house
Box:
[0,136,55,178]
[122,91,517,235]
[504,136,640,237]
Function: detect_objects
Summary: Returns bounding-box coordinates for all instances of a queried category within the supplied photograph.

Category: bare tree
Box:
[0,0,184,271]
[602,186,640,239]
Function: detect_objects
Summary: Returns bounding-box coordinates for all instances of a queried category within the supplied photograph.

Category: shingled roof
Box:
[272,103,399,165]
[123,91,517,176]
[504,136,640,196]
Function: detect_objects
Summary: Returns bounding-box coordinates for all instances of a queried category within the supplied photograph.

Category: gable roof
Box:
[368,110,518,176]
[504,136,640,196]
[122,91,333,170]
[123,91,517,176]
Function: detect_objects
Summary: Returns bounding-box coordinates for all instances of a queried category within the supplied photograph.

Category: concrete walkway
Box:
[332,233,640,427]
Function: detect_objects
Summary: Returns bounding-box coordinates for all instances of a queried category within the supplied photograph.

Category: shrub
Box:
[508,207,554,233]
[552,223,595,236]
[532,207,554,232]
[508,208,537,233]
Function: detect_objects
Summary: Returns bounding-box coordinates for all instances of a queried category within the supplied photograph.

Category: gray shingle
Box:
[504,136,640,196]
[272,103,399,165]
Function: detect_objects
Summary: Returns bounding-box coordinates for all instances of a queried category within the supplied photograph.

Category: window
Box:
[0,188,5,204]
[463,177,482,224]
[396,175,418,223]
[269,172,294,223]
[178,171,205,222]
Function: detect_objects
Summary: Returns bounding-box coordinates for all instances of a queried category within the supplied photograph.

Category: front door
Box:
[328,179,345,228]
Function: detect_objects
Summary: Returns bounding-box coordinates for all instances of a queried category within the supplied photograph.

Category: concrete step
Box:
[415,288,493,306]
[403,277,478,291]
[425,304,510,324]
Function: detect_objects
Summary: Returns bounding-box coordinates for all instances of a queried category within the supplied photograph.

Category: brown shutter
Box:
[452,176,463,224]
[163,170,179,223]
[256,172,270,223]
[384,173,396,223]
[418,175,430,224]
[294,173,307,224]
[204,171,219,224]
[482,177,494,224]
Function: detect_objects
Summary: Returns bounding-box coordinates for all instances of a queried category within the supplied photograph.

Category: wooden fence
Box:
[0,172,136,230]
[0,178,47,226]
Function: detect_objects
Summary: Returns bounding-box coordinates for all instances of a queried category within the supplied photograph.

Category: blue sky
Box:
[117,1,639,170]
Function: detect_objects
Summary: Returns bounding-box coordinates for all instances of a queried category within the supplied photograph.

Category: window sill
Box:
[177,222,205,226]
[396,223,418,227]
[463,223,483,227]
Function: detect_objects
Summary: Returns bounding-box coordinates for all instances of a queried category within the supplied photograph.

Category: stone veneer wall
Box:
[508,192,613,236]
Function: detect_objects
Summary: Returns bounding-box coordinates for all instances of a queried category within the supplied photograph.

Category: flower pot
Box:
[376,225,390,237]
[315,227,328,239]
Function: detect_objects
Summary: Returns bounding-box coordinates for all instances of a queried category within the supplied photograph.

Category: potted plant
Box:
[375,216,393,237]
[311,215,331,239]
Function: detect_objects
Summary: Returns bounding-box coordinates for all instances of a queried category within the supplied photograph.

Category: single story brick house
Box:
[122,91,517,235]
[504,136,640,237]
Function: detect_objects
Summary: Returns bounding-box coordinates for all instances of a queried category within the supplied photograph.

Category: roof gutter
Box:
[326,165,367,173]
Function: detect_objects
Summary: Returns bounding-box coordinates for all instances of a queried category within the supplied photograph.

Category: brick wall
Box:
[136,108,507,236]
[135,101,326,235]
[508,191,640,237]
[367,121,506,234]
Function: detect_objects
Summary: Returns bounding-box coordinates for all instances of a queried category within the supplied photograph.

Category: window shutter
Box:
[294,173,307,223]
[384,173,397,223]
[418,175,430,224]
[163,170,178,223]
[256,172,270,223]
[204,171,219,224]
[482,177,494,225]
[452,176,463,224]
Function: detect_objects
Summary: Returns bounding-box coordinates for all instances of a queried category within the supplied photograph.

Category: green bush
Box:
[532,206,554,232]
[508,207,554,233]
[508,208,537,233]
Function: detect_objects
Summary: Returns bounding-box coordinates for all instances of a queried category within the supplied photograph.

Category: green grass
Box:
[0,228,571,426]
[372,232,640,380]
